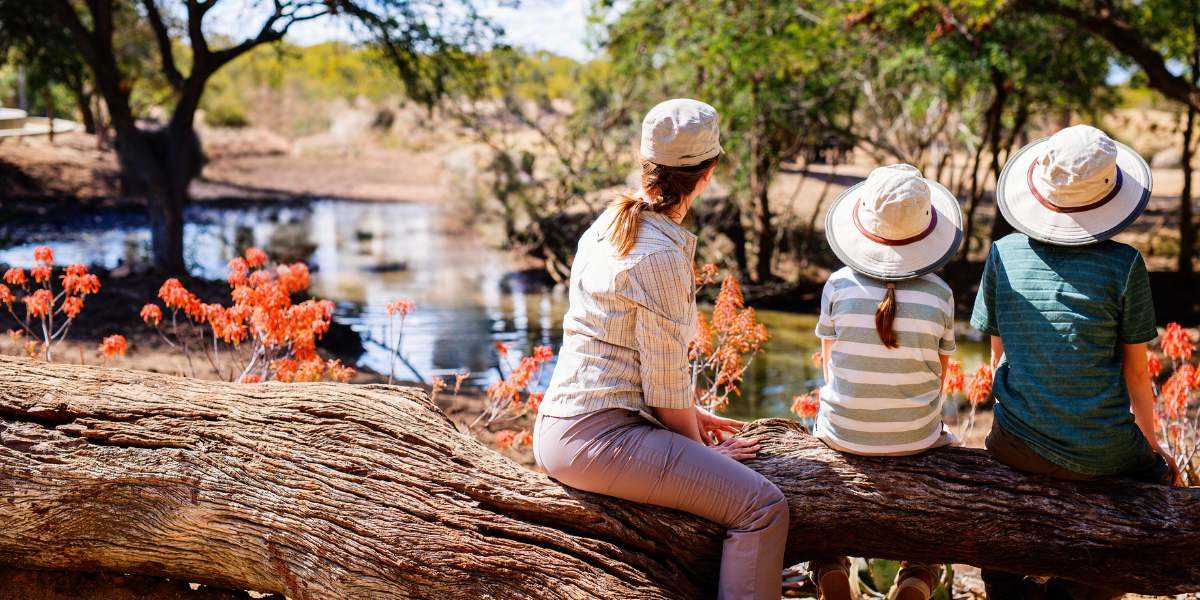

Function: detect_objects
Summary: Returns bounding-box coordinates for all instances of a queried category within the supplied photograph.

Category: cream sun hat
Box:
[825,164,963,281]
[640,98,722,167]
[997,124,1152,246]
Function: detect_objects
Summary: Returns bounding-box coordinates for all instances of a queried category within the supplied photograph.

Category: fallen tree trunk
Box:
[0,356,1197,598]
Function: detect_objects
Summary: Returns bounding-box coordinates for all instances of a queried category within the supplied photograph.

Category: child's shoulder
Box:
[910,273,953,303]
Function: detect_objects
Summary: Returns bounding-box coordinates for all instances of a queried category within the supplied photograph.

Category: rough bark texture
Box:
[0,357,1198,598]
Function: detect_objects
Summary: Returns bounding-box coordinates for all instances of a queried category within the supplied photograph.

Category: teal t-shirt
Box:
[970,234,1158,476]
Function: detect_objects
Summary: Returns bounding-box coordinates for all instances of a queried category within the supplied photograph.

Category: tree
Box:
[0,0,95,134]
[1,357,1199,597]
[36,0,494,274]
[603,1,850,282]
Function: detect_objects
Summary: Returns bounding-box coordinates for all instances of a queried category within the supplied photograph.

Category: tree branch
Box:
[1008,0,1200,109]
[141,0,184,91]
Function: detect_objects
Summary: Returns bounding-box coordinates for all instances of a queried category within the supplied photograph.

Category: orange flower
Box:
[942,359,965,396]
[527,391,544,414]
[6,329,22,342]
[140,304,163,326]
[386,298,415,318]
[454,370,470,394]
[694,262,718,286]
[276,263,310,294]
[965,364,994,406]
[30,265,51,284]
[326,359,355,383]
[3,267,26,287]
[241,374,262,384]
[0,284,12,305]
[244,247,268,268]
[1147,351,1163,379]
[23,340,41,358]
[62,270,100,296]
[494,430,518,449]
[430,376,447,399]
[61,296,84,319]
[532,345,555,363]
[791,390,820,419]
[494,341,510,357]
[1162,323,1195,362]
[24,289,52,318]
[33,246,53,265]
[516,429,533,447]
[98,334,127,359]
[1161,365,1195,419]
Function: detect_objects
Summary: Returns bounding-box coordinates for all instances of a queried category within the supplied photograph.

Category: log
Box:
[0,356,1197,598]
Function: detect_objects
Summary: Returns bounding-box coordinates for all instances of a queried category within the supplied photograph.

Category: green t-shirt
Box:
[970,234,1158,476]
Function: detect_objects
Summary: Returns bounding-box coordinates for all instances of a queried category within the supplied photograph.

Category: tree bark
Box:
[1,357,1199,598]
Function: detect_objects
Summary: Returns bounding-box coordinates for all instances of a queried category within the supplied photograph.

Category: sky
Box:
[206,0,599,61]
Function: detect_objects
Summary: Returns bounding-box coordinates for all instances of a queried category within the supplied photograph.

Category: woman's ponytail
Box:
[608,157,718,256]
[875,282,899,349]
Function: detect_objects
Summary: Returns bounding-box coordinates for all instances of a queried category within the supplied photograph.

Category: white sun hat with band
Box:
[825,164,963,281]
[640,98,723,167]
[997,124,1151,246]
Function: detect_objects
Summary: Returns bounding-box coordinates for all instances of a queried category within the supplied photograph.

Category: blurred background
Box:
[0,0,1197,420]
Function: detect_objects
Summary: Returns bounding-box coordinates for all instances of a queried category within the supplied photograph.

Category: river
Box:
[0,199,986,419]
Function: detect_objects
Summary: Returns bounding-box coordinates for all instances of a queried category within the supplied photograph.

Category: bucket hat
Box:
[825,164,963,280]
[996,125,1151,246]
[640,98,722,167]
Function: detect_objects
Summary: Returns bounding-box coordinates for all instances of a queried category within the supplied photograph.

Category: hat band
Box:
[1026,161,1124,214]
[852,203,938,246]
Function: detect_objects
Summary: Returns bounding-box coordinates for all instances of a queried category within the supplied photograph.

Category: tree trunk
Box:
[1181,11,1199,278]
[1,357,1199,598]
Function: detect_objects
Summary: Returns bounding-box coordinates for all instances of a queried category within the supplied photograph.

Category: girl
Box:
[533,98,789,600]
[810,164,963,600]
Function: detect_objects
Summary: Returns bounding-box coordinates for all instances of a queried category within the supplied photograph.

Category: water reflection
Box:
[0,199,984,419]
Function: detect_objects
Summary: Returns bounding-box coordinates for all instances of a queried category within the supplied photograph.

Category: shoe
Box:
[814,560,853,600]
[889,572,933,600]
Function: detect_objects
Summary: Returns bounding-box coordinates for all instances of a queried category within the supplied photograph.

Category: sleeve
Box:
[625,251,695,410]
[1119,252,1157,344]
[815,279,837,339]
[940,291,957,355]
[969,245,1000,336]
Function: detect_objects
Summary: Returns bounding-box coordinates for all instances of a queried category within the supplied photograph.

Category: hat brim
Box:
[997,137,1151,246]
[825,179,963,281]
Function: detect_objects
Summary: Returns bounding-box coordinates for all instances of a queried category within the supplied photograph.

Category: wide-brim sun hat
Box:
[825,164,963,281]
[997,124,1151,246]
[640,98,723,167]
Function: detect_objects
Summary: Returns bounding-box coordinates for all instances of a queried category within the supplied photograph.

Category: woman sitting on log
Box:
[532,98,790,600]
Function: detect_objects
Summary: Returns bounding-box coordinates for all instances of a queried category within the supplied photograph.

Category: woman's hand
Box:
[713,437,760,462]
[696,407,745,445]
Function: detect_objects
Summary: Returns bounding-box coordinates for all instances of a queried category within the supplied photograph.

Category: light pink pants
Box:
[533,408,789,600]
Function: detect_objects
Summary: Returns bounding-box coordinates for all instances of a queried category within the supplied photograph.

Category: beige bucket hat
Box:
[640,98,722,167]
[825,164,963,280]
[997,125,1151,246]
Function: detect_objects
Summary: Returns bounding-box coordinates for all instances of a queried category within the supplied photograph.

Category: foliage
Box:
[0,247,101,361]
[689,265,769,412]
[1152,323,1200,485]
[141,247,354,384]
[479,341,556,447]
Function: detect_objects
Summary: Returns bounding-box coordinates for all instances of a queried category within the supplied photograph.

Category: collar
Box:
[641,210,698,259]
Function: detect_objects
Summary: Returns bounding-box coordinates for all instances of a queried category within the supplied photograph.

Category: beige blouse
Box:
[540,208,698,418]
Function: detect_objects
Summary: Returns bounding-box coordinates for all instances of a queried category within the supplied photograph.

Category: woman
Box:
[533,98,789,600]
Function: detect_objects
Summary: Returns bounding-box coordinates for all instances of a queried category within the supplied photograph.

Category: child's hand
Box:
[1156,447,1184,487]
[714,437,760,462]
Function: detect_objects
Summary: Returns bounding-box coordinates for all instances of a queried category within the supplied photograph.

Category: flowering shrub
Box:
[141,247,353,383]
[479,341,555,447]
[0,247,101,361]
[1152,323,1200,485]
[951,363,995,441]
[385,298,416,384]
[690,267,769,412]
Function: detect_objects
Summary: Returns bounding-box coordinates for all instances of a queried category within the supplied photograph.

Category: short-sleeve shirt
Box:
[814,267,956,456]
[970,233,1158,476]
[540,207,698,419]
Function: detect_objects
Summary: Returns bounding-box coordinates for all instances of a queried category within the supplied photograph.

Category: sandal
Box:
[889,569,934,600]
[812,558,853,600]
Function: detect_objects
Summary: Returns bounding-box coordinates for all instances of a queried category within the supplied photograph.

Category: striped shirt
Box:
[814,267,956,456]
[970,234,1158,476]
[540,207,697,419]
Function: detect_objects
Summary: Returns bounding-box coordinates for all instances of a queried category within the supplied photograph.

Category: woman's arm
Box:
[1123,343,1181,485]
[654,406,704,443]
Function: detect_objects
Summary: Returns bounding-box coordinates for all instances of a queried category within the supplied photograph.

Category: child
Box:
[971,125,1180,599]
[811,164,963,600]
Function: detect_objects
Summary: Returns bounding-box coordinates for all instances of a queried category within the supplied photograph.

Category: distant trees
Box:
[24,0,496,275]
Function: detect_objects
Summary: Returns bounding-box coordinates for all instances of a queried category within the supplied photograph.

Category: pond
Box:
[0,199,987,419]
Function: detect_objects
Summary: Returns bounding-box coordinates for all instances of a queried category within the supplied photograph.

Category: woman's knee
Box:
[731,476,789,530]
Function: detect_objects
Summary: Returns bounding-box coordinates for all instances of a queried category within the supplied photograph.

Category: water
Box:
[0,199,986,419]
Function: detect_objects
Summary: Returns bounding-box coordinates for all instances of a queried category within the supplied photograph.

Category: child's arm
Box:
[989,336,1004,370]
[821,338,833,383]
[1123,342,1182,486]
[940,354,950,389]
